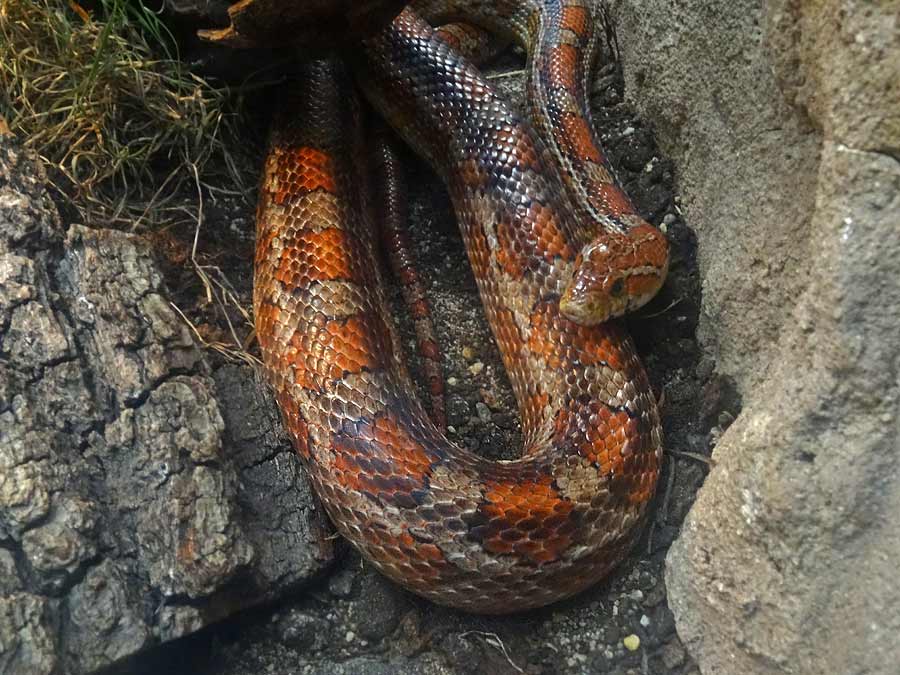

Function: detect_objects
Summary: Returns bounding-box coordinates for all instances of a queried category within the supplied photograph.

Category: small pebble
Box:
[468,361,484,375]
[623,634,640,651]
[447,376,458,386]
[640,614,651,627]
[475,402,492,423]
[462,346,476,360]
[480,387,499,408]
[629,589,644,602]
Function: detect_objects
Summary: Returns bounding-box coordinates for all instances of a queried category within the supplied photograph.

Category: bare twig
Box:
[485,69,527,80]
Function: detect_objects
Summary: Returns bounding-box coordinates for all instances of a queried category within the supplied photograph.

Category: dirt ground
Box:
[110,43,726,675]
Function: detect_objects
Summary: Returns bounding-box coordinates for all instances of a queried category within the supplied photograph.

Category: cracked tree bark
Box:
[0,140,334,675]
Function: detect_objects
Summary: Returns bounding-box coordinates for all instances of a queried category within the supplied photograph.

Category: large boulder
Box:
[611,0,900,672]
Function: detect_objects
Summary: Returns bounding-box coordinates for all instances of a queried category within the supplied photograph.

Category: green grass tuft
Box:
[0,0,251,228]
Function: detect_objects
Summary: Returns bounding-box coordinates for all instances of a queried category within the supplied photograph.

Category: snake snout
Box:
[559,249,628,325]
[559,226,670,325]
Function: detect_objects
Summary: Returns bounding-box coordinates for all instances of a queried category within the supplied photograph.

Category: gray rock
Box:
[612,0,900,673]
[354,570,405,641]
[0,139,333,673]
[659,640,686,669]
[213,364,335,592]
[64,561,151,672]
[277,609,330,652]
[611,0,820,393]
[0,593,56,675]
[328,565,357,599]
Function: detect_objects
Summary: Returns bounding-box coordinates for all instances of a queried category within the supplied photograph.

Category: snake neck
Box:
[415,1,616,231]
[413,1,670,323]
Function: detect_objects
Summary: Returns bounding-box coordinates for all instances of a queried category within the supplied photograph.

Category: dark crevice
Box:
[122,366,203,410]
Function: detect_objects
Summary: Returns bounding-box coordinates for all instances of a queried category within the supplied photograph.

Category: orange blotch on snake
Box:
[560,112,603,164]
[553,402,634,473]
[287,313,389,391]
[560,4,590,35]
[369,413,437,481]
[332,412,438,512]
[521,391,551,436]
[492,125,541,172]
[527,201,576,262]
[495,246,526,279]
[494,218,529,278]
[589,183,636,217]
[273,147,336,203]
[416,542,446,563]
[276,228,360,287]
[529,301,629,371]
[545,44,579,92]
[478,475,575,564]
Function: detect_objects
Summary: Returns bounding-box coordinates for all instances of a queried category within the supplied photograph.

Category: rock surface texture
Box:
[0,141,333,675]
[611,0,900,672]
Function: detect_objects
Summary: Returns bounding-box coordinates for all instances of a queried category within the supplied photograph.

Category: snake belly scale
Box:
[254,6,662,613]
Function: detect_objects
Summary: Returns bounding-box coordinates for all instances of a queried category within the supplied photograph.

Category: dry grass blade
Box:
[459,631,525,674]
[165,168,258,369]
[169,301,260,367]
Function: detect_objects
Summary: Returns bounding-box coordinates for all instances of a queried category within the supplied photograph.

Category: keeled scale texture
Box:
[254,8,661,613]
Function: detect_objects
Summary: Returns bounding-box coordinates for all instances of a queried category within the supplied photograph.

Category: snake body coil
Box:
[254,5,663,613]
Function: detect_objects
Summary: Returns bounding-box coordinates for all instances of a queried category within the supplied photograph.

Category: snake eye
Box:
[610,278,625,296]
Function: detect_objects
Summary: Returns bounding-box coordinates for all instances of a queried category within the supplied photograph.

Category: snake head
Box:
[559,223,669,325]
